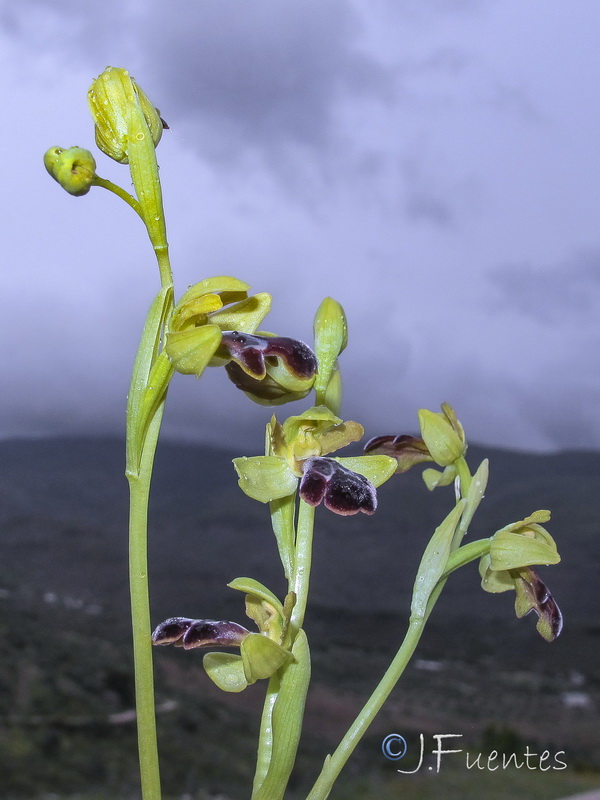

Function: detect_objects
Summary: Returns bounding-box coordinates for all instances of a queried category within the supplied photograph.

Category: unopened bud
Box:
[44,146,96,196]
[88,66,163,164]
[418,406,466,466]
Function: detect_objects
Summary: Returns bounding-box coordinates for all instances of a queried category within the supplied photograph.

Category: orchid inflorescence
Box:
[45,66,563,800]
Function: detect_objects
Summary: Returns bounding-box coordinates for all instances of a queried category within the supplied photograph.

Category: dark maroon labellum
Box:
[299,456,377,516]
[514,568,563,642]
[220,331,317,380]
[364,434,433,473]
[152,617,249,650]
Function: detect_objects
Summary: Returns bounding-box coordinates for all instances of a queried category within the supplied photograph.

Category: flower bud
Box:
[313,297,347,412]
[44,146,97,196]
[418,404,466,467]
[88,67,163,164]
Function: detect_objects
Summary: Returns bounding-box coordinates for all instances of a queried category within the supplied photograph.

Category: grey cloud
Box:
[488,250,600,325]
[137,0,392,162]
[5,0,395,186]
[3,0,391,148]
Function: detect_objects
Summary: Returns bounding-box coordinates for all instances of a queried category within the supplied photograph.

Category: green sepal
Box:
[335,455,397,488]
[241,633,291,682]
[478,554,515,593]
[165,324,222,375]
[203,652,248,693]
[489,530,560,571]
[233,456,298,503]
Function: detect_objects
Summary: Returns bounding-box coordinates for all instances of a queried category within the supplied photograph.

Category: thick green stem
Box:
[127,404,165,800]
[306,615,426,800]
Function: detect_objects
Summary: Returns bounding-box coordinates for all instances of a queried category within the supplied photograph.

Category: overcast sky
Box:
[2,0,600,453]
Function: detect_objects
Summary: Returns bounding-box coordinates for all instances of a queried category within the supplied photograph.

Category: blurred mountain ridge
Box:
[1,435,598,625]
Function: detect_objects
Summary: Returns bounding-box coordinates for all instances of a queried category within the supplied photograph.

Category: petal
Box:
[209,292,272,335]
[177,276,250,307]
[282,406,343,446]
[335,455,397,488]
[315,421,364,456]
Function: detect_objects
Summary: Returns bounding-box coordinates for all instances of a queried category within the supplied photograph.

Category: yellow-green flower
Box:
[479,511,562,641]
[152,579,294,693]
[234,406,397,515]
[165,276,271,378]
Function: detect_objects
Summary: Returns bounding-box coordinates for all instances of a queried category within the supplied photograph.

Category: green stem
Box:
[306,614,426,800]
[93,175,144,219]
[126,404,165,800]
